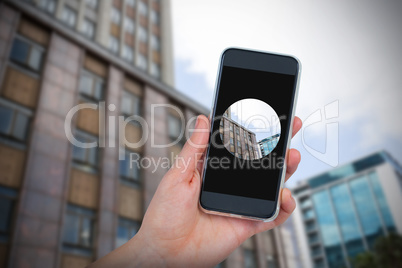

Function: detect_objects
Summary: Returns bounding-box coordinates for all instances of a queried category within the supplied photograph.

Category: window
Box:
[82,19,95,39]
[229,124,233,131]
[10,36,45,72]
[303,209,314,220]
[78,70,104,101]
[72,130,99,170]
[124,17,135,34]
[62,204,95,256]
[150,35,160,51]
[0,99,32,142]
[150,9,159,25]
[244,249,257,268]
[138,26,148,42]
[120,150,140,186]
[167,114,182,141]
[150,62,160,78]
[138,26,148,43]
[109,35,119,54]
[116,218,140,248]
[111,7,121,24]
[61,6,77,28]
[235,127,239,134]
[122,45,134,62]
[138,1,148,16]
[136,53,147,70]
[85,0,98,9]
[38,0,56,14]
[230,138,234,145]
[121,91,140,117]
[126,0,136,6]
[0,186,17,243]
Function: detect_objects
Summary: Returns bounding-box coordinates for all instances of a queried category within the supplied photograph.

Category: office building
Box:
[291,151,402,268]
[219,109,262,160]
[0,1,291,267]
[17,0,174,85]
[258,134,280,157]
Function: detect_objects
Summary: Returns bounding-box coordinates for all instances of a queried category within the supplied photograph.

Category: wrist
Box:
[127,232,166,267]
[89,231,165,267]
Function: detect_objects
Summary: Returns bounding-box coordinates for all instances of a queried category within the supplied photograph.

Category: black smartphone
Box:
[199,48,301,221]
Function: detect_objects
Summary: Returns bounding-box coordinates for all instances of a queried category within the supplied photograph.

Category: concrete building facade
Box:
[291,151,402,268]
[16,0,174,86]
[219,109,261,160]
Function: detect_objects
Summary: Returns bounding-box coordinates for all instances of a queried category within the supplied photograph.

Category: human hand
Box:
[91,115,302,267]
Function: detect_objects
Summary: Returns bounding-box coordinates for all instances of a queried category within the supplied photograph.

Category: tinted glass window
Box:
[0,105,13,135]
[10,38,30,64]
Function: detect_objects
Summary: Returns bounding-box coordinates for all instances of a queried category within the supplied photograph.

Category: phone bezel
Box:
[199,47,302,222]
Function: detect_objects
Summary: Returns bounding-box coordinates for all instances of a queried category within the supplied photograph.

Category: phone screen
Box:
[202,63,297,202]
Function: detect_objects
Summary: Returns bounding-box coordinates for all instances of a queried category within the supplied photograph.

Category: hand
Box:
[91,115,302,267]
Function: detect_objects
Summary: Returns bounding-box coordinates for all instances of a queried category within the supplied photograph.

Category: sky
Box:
[171,0,402,187]
[229,98,281,142]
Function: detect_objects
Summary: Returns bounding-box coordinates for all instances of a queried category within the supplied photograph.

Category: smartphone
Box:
[199,48,301,222]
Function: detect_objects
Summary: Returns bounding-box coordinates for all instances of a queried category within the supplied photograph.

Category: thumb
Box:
[170,115,210,182]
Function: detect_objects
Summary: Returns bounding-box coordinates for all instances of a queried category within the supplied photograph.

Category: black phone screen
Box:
[202,58,297,202]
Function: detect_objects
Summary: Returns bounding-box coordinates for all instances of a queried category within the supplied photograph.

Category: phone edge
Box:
[198,47,302,222]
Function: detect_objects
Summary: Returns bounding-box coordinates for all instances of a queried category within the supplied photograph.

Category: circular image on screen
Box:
[219,98,281,160]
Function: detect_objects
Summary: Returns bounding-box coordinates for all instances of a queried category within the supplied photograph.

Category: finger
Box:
[253,188,296,234]
[292,116,302,138]
[170,115,210,181]
[285,149,301,182]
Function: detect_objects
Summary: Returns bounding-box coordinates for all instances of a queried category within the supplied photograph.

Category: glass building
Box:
[291,151,402,268]
[258,133,280,157]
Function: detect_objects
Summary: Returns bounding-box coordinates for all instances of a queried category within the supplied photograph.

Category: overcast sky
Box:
[230,99,281,142]
[171,0,402,186]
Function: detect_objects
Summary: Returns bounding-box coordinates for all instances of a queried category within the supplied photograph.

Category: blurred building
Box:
[291,151,402,268]
[258,134,280,158]
[15,0,174,86]
[219,108,261,160]
[0,1,292,268]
